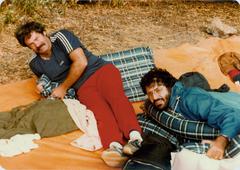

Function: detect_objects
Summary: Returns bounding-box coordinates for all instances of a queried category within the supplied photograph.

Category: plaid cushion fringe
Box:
[180,142,210,155]
[37,74,76,99]
[99,47,155,102]
[181,135,240,158]
[142,100,240,158]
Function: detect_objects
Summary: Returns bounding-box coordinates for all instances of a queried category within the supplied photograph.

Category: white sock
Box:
[109,141,123,150]
[129,130,143,142]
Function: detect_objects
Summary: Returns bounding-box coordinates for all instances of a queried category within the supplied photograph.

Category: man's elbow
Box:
[81,60,88,68]
[74,60,87,73]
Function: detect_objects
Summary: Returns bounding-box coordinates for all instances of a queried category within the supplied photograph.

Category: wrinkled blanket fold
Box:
[0,99,78,139]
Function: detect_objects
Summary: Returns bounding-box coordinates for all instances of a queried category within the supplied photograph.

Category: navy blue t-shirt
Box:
[29,29,109,90]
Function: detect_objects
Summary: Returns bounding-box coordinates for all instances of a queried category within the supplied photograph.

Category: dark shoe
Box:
[101,146,128,168]
[123,139,141,155]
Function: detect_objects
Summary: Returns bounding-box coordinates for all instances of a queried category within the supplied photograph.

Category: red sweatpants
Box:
[77,64,142,149]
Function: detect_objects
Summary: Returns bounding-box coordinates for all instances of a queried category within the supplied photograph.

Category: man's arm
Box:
[51,48,87,99]
[180,88,236,160]
[183,88,240,139]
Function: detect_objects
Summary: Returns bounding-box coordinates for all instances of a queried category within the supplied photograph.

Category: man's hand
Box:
[36,83,44,94]
[50,85,67,99]
[204,135,228,160]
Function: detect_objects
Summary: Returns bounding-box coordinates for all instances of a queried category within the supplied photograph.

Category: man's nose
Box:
[152,92,159,100]
[35,42,41,48]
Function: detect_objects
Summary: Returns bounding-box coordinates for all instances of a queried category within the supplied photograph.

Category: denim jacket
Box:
[168,81,240,139]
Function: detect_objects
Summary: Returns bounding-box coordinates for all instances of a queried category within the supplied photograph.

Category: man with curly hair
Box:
[140,67,240,160]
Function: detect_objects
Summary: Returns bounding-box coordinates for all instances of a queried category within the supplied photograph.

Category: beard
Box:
[153,97,169,111]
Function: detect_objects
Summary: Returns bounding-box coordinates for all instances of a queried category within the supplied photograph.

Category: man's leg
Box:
[77,69,124,148]
[78,64,137,167]
[94,64,142,139]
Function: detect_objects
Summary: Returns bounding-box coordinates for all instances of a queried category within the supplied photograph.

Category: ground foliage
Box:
[0,0,239,84]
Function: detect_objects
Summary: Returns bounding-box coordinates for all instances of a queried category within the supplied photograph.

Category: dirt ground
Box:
[0,1,240,85]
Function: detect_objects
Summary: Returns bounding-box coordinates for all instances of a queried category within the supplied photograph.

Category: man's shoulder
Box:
[172,81,184,90]
[50,29,74,41]
[173,81,204,97]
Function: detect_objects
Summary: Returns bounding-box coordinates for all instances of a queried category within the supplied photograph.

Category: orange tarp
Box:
[0,79,118,170]
[154,36,240,92]
[0,36,240,170]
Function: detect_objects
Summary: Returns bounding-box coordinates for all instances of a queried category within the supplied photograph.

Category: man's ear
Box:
[43,31,47,36]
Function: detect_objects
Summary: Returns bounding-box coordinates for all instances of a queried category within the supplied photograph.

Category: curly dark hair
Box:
[15,21,45,47]
[140,67,178,94]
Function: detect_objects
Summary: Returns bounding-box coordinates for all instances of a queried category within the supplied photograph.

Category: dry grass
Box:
[0,0,240,84]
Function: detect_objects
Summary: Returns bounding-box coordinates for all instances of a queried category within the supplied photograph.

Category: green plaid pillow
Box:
[138,113,240,158]
[143,101,240,158]
[99,47,155,102]
[137,114,180,146]
[144,100,220,140]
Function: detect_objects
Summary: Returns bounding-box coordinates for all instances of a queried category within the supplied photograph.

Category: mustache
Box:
[36,44,44,51]
[153,98,163,105]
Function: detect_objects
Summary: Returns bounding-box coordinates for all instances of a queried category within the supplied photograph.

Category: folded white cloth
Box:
[171,149,240,170]
[235,81,240,86]
[63,99,102,151]
[0,134,40,157]
[0,166,6,170]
